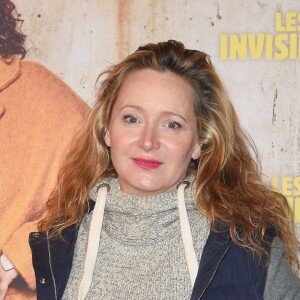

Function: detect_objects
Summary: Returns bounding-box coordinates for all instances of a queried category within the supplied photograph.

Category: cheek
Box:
[167,140,196,163]
[109,135,133,158]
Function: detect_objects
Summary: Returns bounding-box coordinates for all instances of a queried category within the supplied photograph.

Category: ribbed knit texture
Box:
[62,177,210,300]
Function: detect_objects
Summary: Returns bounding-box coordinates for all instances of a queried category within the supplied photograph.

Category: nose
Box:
[138,124,160,151]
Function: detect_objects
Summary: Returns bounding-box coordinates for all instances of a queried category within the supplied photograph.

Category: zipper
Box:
[197,244,230,300]
[47,231,58,300]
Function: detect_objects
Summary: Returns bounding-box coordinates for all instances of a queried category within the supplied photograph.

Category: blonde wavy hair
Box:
[39,40,299,270]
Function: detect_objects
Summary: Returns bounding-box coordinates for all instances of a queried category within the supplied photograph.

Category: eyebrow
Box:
[120,105,187,122]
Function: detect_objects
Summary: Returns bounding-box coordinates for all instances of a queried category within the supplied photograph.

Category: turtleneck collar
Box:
[0,55,21,92]
[89,176,197,246]
[77,175,204,298]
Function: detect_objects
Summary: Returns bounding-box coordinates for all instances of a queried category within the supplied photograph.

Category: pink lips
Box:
[132,157,162,170]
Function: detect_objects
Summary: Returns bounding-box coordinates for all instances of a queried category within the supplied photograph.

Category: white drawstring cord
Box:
[78,180,197,298]
[78,184,108,300]
[177,182,199,286]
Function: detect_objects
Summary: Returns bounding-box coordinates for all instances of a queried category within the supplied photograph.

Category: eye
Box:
[123,115,139,124]
[166,121,182,129]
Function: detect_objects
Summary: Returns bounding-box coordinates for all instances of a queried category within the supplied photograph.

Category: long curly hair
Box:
[39,40,299,271]
[0,0,26,58]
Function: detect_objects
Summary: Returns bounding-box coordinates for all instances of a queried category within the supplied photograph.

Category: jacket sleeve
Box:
[264,237,300,300]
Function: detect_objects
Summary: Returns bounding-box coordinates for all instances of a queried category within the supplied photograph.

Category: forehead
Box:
[113,69,196,114]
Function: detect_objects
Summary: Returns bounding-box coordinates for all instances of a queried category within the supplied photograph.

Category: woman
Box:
[30,40,300,300]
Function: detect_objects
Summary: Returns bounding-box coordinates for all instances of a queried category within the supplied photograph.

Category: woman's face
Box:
[105,69,201,196]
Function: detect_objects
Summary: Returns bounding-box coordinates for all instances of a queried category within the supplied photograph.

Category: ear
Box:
[191,142,201,160]
[104,128,111,147]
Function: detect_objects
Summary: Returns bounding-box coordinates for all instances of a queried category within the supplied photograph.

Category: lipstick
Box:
[132,157,162,170]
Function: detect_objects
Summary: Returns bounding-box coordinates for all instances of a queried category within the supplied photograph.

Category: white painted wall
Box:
[14,0,300,230]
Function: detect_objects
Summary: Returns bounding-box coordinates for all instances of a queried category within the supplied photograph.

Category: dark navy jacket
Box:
[29,202,273,300]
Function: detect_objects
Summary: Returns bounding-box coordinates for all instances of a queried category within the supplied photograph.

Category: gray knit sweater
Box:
[264,237,300,299]
[62,177,210,300]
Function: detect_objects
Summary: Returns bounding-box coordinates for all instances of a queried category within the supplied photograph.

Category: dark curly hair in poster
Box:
[0,0,26,58]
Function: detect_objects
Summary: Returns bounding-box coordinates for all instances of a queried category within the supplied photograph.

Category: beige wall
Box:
[14,0,300,228]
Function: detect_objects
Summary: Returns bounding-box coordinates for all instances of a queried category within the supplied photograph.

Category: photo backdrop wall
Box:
[14,0,300,236]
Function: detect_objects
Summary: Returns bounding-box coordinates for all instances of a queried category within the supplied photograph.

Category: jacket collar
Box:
[0,55,21,92]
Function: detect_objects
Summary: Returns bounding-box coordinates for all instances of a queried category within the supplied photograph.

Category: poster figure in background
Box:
[0,1,89,299]
[30,41,300,299]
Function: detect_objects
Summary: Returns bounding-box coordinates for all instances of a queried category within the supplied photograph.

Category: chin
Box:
[131,180,165,196]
